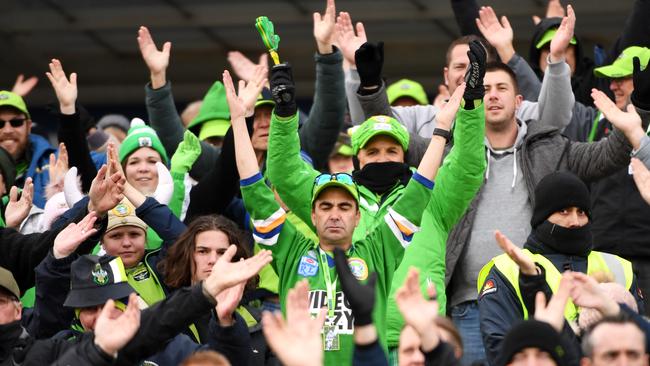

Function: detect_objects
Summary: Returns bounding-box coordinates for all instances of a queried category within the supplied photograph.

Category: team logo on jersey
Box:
[347,258,368,281]
[480,279,497,298]
[298,255,319,277]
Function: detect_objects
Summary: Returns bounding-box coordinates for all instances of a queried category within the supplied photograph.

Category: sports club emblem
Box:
[298,255,319,277]
[138,136,153,147]
[92,263,109,285]
[347,258,368,281]
[480,279,497,298]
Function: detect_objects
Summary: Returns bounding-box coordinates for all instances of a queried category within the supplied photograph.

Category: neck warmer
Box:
[0,321,25,360]
[531,220,592,257]
[353,162,411,195]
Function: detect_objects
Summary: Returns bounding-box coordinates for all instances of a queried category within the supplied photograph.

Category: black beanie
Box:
[498,320,571,366]
[530,171,591,228]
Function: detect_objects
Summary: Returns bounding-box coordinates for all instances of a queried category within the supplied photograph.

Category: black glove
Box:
[355,41,384,89]
[463,40,487,103]
[631,57,650,110]
[270,63,297,118]
[333,248,376,326]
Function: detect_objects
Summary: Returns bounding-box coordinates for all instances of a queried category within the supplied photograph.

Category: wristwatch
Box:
[432,128,451,143]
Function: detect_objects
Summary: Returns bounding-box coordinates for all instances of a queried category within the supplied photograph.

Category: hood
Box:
[528,17,589,80]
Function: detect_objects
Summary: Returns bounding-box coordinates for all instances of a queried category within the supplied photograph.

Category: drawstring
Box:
[511,147,518,189]
[484,148,491,180]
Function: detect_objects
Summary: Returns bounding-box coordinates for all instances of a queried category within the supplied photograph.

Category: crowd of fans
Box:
[2,0,650,365]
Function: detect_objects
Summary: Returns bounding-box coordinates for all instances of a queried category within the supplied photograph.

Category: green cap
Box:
[188,81,230,137]
[0,90,30,119]
[311,173,359,206]
[350,115,410,155]
[199,119,230,140]
[593,46,650,78]
[387,79,429,105]
[330,132,354,157]
[535,28,577,49]
[255,90,275,109]
[118,118,169,164]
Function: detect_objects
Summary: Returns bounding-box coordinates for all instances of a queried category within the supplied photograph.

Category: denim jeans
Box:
[451,301,486,365]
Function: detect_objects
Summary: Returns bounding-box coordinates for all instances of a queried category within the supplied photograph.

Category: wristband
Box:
[432,128,451,143]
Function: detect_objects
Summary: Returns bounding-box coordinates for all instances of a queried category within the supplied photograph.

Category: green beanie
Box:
[187,81,230,139]
[349,115,410,155]
[119,118,169,164]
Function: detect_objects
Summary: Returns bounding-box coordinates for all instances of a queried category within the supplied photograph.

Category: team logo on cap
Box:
[0,94,8,100]
[138,136,153,147]
[111,202,133,217]
[92,263,109,285]
[347,258,368,281]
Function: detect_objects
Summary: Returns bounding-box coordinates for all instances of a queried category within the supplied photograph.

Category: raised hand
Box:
[151,162,173,205]
[53,211,98,259]
[202,245,272,297]
[395,268,440,352]
[355,42,384,89]
[227,51,269,84]
[94,293,141,356]
[262,280,326,366]
[87,164,125,216]
[269,63,296,118]
[223,70,247,122]
[45,59,77,115]
[476,6,514,63]
[591,88,644,149]
[549,5,576,63]
[5,178,34,228]
[49,143,69,189]
[335,12,367,67]
[463,40,487,102]
[533,273,573,332]
[11,74,39,97]
[215,281,246,326]
[170,130,201,174]
[632,158,650,204]
[137,26,171,89]
[238,65,267,118]
[568,271,621,316]
[333,248,376,326]
[436,83,465,130]
[532,0,566,25]
[313,0,336,54]
[495,230,537,276]
[631,56,650,110]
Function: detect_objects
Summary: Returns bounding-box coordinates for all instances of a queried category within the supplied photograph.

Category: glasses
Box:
[314,173,355,187]
[0,118,26,128]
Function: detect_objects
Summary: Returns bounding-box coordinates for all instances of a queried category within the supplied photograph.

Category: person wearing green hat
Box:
[224,46,452,363]
[0,90,56,209]
[327,132,354,174]
[594,46,650,110]
[187,81,231,147]
[387,79,429,107]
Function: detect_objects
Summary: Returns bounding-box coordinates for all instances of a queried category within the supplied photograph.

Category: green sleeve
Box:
[429,103,486,231]
[266,112,320,230]
[374,175,434,268]
[240,173,305,276]
[168,171,186,218]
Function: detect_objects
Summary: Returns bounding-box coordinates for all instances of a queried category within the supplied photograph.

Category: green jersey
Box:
[241,171,433,365]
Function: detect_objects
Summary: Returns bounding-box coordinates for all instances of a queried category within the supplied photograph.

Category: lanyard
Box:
[318,248,338,319]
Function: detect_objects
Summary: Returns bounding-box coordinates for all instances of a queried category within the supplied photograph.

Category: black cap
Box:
[531,171,591,228]
[63,255,134,308]
[0,146,16,190]
[498,320,571,366]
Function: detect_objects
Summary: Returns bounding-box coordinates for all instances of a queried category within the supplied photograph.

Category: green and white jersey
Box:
[241,171,433,366]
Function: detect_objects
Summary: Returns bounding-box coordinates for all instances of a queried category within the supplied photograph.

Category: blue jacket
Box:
[17,134,57,208]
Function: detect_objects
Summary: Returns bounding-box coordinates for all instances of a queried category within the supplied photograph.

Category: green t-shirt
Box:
[241,172,432,365]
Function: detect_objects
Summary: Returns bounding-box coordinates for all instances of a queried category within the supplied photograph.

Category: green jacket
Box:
[241,169,433,365]
[267,105,486,347]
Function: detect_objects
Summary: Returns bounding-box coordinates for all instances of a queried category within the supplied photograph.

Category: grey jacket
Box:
[145,49,346,179]
[508,53,600,142]
[344,59,575,136]
[445,109,650,286]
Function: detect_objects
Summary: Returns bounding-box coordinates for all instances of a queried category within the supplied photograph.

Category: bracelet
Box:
[432,128,451,143]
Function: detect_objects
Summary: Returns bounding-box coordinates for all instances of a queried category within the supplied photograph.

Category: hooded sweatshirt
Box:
[449,121,532,307]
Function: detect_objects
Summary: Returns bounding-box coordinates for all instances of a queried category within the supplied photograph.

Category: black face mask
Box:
[353,162,411,195]
[533,220,593,257]
[0,320,23,357]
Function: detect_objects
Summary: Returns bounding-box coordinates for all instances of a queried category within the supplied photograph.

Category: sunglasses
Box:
[0,118,26,128]
[314,173,355,187]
